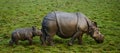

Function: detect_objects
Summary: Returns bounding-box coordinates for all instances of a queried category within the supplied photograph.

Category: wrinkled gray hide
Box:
[42,11,90,37]
[41,11,104,46]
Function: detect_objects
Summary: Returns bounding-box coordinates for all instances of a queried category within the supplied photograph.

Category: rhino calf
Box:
[9,26,42,46]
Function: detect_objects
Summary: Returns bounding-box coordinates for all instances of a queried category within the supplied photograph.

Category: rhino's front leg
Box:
[77,33,83,45]
[68,31,80,46]
[28,38,33,45]
[14,39,19,45]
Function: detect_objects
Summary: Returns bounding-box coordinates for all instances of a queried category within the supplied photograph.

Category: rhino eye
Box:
[96,32,99,34]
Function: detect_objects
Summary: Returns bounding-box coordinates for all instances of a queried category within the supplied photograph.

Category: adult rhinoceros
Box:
[41,11,104,46]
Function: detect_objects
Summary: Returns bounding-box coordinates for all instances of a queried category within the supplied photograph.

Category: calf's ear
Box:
[32,26,36,31]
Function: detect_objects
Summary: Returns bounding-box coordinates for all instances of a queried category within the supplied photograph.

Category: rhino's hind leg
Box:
[9,39,14,46]
[47,36,54,46]
[46,32,55,46]
[68,31,80,46]
[42,28,55,46]
[42,18,57,46]
[41,29,47,46]
[45,28,56,46]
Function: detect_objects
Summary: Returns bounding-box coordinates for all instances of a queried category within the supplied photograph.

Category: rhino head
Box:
[32,26,42,37]
[88,21,104,43]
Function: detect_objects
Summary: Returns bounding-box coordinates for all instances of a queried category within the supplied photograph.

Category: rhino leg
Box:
[41,29,48,46]
[68,31,80,46]
[40,33,46,46]
[28,38,33,45]
[46,35,54,46]
[27,38,33,45]
[9,39,14,46]
[77,33,83,45]
[44,27,56,46]
[41,29,55,46]
[12,37,19,45]
[14,39,19,45]
[11,33,19,45]
[42,20,57,46]
[45,30,55,46]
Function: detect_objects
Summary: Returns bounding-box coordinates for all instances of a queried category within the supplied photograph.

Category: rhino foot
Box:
[68,42,73,46]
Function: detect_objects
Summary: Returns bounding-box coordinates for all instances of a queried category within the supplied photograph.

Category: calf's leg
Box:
[14,39,19,45]
[9,39,14,46]
[28,38,33,45]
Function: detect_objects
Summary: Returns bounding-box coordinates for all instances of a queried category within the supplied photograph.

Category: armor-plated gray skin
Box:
[41,11,104,46]
[9,26,42,46]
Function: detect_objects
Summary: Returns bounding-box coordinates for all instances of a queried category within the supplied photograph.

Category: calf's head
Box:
[88,21,104,43]
[32,26,42,36]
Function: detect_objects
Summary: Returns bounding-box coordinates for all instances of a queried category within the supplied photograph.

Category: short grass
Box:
[0,0,120,53]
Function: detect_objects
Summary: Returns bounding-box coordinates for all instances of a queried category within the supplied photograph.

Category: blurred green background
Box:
[0,0,120,53]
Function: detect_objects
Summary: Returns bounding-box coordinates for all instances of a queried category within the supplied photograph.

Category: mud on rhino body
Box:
[41,11,104,46]
[9,26,42,46]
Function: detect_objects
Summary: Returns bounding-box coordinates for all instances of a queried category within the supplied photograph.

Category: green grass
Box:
[0,0,120,53]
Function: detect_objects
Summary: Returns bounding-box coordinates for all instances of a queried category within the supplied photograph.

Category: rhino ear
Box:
[92,21,97,27]
[32,26,36,31]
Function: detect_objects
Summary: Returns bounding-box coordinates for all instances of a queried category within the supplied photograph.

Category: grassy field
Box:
[0,0,120,53]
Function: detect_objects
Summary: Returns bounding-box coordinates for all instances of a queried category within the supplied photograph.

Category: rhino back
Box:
[42,11,90,38]
[55,11,78,37]
[12,28,33,40]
